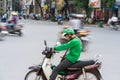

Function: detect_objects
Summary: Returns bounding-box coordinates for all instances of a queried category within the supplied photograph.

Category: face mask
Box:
[65,35,71,40]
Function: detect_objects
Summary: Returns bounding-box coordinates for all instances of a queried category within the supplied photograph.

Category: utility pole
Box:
[4,0,7,12]
[7,0,12,17]
[7,0,12,11]
[35,0,43,18]
[10,0,12,11]
[109,0,115,18]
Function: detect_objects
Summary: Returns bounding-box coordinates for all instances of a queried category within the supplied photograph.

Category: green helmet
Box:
[63,28,75,35]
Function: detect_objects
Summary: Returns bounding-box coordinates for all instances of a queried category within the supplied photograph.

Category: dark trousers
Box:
[50,58,73,80]
[50,8,55,16]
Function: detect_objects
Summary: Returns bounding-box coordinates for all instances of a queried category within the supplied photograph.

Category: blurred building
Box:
[0,0,12,12]
[0,0,6,12]
[22,0,47,14]
[22,0,34,14]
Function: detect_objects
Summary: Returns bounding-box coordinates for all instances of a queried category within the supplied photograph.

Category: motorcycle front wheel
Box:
[77,70,100,80]
[24,70,44,80]
[0,33,6,41]
[114,26,119,30]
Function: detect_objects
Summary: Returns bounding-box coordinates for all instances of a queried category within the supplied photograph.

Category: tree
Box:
[102,0,115,21]
[106,0,115,8]
[75,0,94,18]
[75,0,115,22]
[0,7,3,16]
[35,0,43,18]
[12,0,21,12]
[62,0,69,19]
[75,0,84,8]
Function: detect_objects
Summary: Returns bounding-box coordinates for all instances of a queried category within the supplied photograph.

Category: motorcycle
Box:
[77,29,91,52]
[0,23,9,40]
[57,15,63,25]
[8,24,23,36]
[33,14,41,20]
[24,40,102,80]
[108,21,119,30]
[57,19,63,25]
[4,22,23,36]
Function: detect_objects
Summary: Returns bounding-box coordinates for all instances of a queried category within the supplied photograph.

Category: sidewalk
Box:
[84,23,107,28]
[63,20,107,28]
[84,24,98,27]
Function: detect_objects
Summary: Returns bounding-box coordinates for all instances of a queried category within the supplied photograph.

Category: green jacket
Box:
[55,37,82,63]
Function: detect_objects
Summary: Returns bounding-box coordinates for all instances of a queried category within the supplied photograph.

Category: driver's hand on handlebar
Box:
[46,47,50,51]
[50,47,56,53]
[46,47,56,53]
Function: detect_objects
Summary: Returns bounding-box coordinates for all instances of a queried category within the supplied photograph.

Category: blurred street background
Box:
[0,0,120,80]
[0,19,120,80]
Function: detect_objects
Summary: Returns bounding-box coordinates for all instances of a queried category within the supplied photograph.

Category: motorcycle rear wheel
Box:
[77,70,100,80]
[24,70,43,80]
[114,26,119,30]
[0,33,7,41]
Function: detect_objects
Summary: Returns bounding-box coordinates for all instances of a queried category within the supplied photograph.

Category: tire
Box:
[0,33,6,41]
[114,26,119,30]
[24,70,44,80]
[77,70,101,80]
[18,30,22,36]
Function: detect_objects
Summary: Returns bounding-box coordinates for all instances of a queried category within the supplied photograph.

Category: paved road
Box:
[0,19,120,80]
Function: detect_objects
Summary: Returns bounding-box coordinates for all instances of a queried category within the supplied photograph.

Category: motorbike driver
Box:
[6,12,18,32]
[6,18,14,31]
[50,28,83,80]
[68,14,83,34]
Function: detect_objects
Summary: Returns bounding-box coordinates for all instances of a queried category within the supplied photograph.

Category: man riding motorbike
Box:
[68,14,83,34]
[50,28,83,80]
[6,12,18,32]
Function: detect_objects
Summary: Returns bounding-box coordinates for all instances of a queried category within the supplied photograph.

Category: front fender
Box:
[92,69,103,79]
[28,65,42,71]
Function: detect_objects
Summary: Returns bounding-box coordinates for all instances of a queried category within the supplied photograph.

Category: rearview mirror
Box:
[44,40,47,47]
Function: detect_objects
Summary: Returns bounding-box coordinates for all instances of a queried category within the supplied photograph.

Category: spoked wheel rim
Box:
[77,72,98,80]
[25,70,43,80]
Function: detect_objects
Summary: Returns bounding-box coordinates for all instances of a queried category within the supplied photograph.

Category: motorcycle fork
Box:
[82,68,87,80]
[36,70,41,75]
[37,69,47,80]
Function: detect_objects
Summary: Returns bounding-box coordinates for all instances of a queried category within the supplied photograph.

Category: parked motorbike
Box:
[57,19,63,25]
[24,40,102,80]
[109,21,119,30]
[33,14,41,20]
[19,16,22,20]
[57,14,63,25]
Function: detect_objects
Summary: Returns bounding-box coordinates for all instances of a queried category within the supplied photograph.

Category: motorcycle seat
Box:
[68,59,95,70]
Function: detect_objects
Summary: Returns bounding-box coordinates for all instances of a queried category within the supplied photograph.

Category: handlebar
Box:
[42,47,55,54]
[42,47,56,58]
